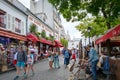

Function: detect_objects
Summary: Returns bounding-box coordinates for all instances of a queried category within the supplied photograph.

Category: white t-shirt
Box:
[14,52,18,60]
[72,50,75,54]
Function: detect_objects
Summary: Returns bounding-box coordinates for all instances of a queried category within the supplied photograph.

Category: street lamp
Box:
[87,27,91,45]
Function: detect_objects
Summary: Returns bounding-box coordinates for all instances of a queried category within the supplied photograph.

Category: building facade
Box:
[0,0,27,72]
[68,38,80,49]
[30,0,66,40]
[0,0,27,35]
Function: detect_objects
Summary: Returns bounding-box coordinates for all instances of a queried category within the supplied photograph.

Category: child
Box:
[26,50,34,78]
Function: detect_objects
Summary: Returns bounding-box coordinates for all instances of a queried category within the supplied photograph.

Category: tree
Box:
[75,17,107,37]
[29,24,41,38]
[49,0,120,29]
[29,24,37,34]
[60,38,68,48]
[41,30,46,38]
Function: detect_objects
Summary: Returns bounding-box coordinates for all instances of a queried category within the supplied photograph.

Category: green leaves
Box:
[49,0,120,28]
[60,38,68,48]
[29,24,37,34]
[75,17,107,37]
[41,30,46,38]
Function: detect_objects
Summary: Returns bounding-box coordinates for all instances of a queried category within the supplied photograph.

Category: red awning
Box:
[27,33,39,42]
[40,38,53,45]
[0,29,26,41]
[54,40,63,47]
[95,24,120,44]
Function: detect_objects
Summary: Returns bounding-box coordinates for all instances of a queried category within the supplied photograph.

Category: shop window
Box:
[15,18,21,33]
[0,9,6,28]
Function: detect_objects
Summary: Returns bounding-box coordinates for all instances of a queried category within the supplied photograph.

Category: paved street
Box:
[0,56,70,80]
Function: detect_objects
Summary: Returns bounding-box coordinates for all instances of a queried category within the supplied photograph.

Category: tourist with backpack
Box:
[13,46,27,80]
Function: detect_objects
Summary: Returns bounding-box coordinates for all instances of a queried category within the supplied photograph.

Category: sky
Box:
[18,0,82,40]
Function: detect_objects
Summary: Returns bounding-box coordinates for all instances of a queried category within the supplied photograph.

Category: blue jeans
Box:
[54,58,60,68]
[65,58,69,65]
[92,60,98,80]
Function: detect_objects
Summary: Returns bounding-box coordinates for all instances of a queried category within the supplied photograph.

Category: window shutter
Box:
[21,21,24,34]
[4,14,7,29]
[7,14,11,30]
[12,16,14,31]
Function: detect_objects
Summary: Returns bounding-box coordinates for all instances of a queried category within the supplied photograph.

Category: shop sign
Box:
[110,36,120,40]
[28,15,53,35]
[28,15,43,28]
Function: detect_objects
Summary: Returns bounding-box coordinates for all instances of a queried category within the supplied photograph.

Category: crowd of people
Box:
[62,48,78,69]
[61,44,99,80]
[0,42,99,80]
[13,46,62,80]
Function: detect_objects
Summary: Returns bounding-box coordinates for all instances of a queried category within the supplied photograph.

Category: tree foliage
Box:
[60,38,68,48]
[41,30,46,38]
[29,24,40,38]
[29,24,37,34]
[75,17,107,37]
[49,0,120,29]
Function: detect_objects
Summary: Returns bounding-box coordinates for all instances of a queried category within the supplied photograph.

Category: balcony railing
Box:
[0,22,6,28]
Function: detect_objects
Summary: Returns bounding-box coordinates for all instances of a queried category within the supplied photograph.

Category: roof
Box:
[4,0,27,16]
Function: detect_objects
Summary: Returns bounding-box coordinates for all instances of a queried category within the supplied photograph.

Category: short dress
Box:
[48,51,53,61]
[27,54,34,65]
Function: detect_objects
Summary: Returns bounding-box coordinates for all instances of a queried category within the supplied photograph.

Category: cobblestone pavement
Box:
[0,56,71,80]
[0,56,106,80]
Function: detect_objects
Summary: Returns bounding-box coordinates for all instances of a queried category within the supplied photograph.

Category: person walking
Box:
[87,45,99,80]
[47,47,54,69]
[71,48,76,60]
[53,48,60,69]
[64,49,69,68]
[62,47,66,65]
[13,47,27,80]
[26,50,34,78]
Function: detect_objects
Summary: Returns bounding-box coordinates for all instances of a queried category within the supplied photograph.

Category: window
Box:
[15,18,21,33]
[0,9,6,28]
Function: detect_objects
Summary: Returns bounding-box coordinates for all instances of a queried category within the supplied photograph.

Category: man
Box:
[87,45,99,80]
[62,47,66,65]
[14,47,27,80]
[64,48,69,68]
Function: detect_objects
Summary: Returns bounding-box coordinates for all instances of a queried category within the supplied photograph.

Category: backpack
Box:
[22,51,27,62]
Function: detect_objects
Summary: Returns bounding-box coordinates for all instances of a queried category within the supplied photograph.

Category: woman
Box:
[26,50,34,78]
[47,47,54,69]
[53,48,60,69]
